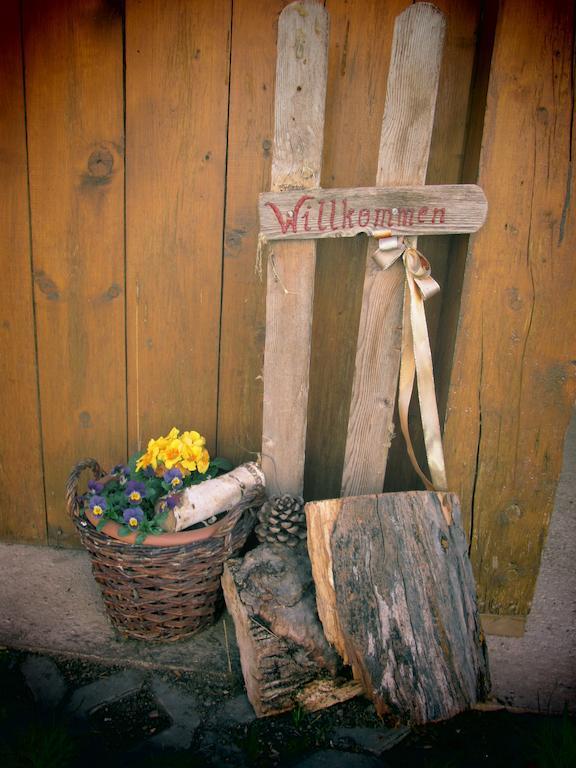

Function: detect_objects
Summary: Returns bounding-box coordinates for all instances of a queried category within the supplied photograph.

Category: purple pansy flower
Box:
[123,507,144,528]
[125,480,147,505]
[112,464,131,486]
[88,480,104,495]
[163,468,183,488]
[89,495,107,516]
[166,494,179,509]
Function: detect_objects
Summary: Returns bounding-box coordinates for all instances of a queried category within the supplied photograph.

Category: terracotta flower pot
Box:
[83,505,223,546]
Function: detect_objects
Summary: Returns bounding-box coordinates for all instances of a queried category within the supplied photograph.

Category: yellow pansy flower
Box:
[197,449,210,474]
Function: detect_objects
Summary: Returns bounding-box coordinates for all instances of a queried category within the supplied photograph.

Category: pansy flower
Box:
[112,464,131,486]
[125,480,147,505]
[89,495,107,517]
[88,480,104,495]
[123,507,144,528]
[166,494,179,509]
[163,468,183,489]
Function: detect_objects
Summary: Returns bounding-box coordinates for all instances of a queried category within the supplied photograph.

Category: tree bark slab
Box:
[306,492,490,724]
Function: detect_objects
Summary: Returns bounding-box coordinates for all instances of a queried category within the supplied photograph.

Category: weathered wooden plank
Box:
[24,0,125,546]
[259,184,487,240]
[125,0,231,453]
[0,1,46,543]
[385,0,485,494]
[217,0,290,466]
[305,0,406,502]
[341,3,446,497]
[307,493,490,724]
[261,0,328,496]
[443,0,576,617]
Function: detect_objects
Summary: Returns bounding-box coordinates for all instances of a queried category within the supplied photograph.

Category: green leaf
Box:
[128,451,140,472]
[211,456,233,471]
[155,508,168,524]
[117,525,132,537]
[135,531,147,545]
[96,518,108,531]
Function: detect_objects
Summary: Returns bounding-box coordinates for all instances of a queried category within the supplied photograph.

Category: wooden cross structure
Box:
[259,0,487,499]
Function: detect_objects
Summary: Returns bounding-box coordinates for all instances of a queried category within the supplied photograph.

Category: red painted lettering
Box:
[265,194,314,234]
[329,200,337,230]
[342,200,355,229]
[432,207,446,224]
[303,206,312,232]
[397,208,415,227]
[373,208,392,228]
[358,208,371,227]
[317,201,328,231]
[417,206,428,223]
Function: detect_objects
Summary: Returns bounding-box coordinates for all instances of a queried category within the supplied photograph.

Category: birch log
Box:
[158,462,265,532]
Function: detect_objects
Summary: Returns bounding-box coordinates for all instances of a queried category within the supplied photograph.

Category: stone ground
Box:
[1,646,575,767]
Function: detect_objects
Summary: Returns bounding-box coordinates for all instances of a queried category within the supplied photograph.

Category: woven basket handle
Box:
[215,488,264,549]
[66,458,105,520]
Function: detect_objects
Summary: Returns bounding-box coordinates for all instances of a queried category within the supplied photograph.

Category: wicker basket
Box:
[66,458,260,642]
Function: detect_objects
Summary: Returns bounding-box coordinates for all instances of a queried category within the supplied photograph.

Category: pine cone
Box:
[255,494,307,547]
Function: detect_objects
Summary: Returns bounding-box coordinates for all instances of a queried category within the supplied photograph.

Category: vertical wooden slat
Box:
[443,0,576,616]
[340,3,446,497]
[0,1,46,543]
[24,0,125,546]
[217,0,290,466]
[384,0,483,492]
[126,0,231,453]
[261,0,329,496]
[305,0,406,502]
[435,0,498,458]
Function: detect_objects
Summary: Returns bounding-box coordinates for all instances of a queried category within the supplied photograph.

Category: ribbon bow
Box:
[373,235,447,493]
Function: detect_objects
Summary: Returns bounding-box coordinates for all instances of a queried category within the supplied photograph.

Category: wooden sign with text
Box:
[259,184,487,240]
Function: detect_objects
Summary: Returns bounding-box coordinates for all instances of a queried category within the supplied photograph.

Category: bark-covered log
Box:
[306,492,490,724]
[222,543,357,717]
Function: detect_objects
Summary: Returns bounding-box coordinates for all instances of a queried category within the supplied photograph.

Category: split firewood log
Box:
[306,492,490,724]
[222,542,361,717]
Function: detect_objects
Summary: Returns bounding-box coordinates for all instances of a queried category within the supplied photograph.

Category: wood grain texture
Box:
[385,0,484,493]
[24,0,125,546]
[305,0,406,502]
[217,0,290,466]
[305,498,348,662]
[0,1,46,543]
[259,184,487,239]
[309,492,490,723]
[126,0,231,453]
[261,0,328,496]
[443,0,576,616]
[341,3,446,497]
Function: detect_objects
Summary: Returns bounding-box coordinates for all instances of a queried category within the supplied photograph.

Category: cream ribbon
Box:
[374,237,448,493]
